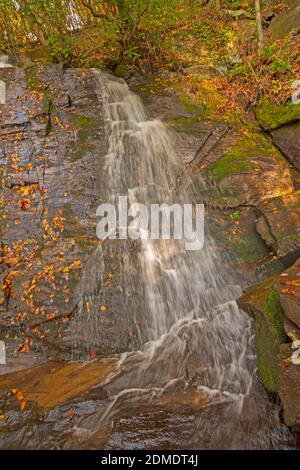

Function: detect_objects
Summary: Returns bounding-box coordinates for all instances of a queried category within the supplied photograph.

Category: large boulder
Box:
[271,122,300,173]
[255,191,300,262]
[238,258,300,428]
[269,0,300,41]
[199,132,293,207]
[255,98,300,132]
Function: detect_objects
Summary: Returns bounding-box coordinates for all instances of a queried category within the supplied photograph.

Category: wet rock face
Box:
[0,64,111,366]
[238,258,300,428]
[0,65,166,369]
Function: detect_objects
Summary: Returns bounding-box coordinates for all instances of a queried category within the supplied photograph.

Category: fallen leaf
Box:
[19,400,26,411]
[16,390,24,401]
[89,350,95,360]
[63,411,76,419]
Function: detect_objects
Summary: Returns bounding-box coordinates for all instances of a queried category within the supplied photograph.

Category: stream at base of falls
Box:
[65,71,295,450]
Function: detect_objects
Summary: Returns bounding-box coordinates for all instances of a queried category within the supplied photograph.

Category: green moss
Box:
[230,239,265,263]
[167,116,200,125]
[255,323,279,393]
[134,81,169,97]
[256,97,300,131]
[208,147,253,182]
[230,210,241,220]
[206,131,285,183]
[167,116,202,135]
[70,114,99,160]
[256,288,286,392]
[72,115,97,129]
[25,47,53,64]
[114,64,130,78]
[264,288,285,339]
[238,278,287,393]
[77,237,98,251]
[228,63,250,79]
[180,95,203,115]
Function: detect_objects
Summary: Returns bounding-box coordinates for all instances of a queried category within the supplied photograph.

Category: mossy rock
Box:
[133,81,170,97]
[201,129,293,208]
[25,47,54,64]
[255,97,300,131]
[70,114,100,160]
[238,277,287,393]
[113,64,131,79]
[72,114,98,129]
[207,148,253,182]
[167,116,203,135]
[179,95,204,115]
[205,132,273,182]
[229,232,266,264]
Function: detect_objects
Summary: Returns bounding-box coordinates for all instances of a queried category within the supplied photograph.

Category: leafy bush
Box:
[270,58,291,74]
[262,43,279,59]
[46,34,74,64]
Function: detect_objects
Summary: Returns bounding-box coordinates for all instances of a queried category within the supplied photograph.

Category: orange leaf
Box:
[19,400,26,411]
[16,390,24,401]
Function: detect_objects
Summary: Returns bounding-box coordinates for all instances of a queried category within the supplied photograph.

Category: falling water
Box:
[0,55,12,68]
[73,71,293,449]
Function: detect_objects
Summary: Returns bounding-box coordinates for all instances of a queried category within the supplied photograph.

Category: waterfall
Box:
[0,55,12,68]
[73,71,292,449]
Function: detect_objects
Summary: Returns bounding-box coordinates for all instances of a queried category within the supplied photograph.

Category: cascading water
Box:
[73,71,294,449]
[0,55,12,68]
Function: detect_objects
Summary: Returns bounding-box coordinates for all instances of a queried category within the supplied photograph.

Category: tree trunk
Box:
[32,24,47,47]
[255,0,264,53]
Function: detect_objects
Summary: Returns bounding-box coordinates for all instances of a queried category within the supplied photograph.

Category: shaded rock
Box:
[279,350,300,430]
[269,0,300,41]
[256,191,300,261]
[255,97,300,131]
[274,261,300,329]
[279,344,300,428]
[271,121,300,172]
[201,132,293,207]
[238,258,300,428]
[237,276,286,393]
[207,206,270,280]
[284,317,300,342]
[189,122,235,168]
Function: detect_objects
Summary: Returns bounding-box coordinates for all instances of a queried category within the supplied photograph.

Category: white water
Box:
[0,55,12,68]
[74,71,293,449]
